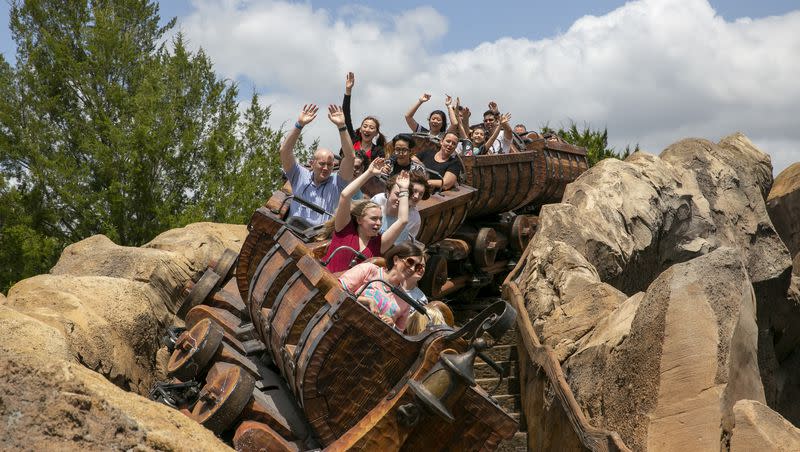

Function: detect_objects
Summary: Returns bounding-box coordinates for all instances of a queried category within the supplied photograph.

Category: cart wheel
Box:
[212,248,239,285]
[179,268,221,318]
[473,227,498,268]
[510,215,535,253]
[167,318,224,381]
[234,421,299,452]
[419,255,448,299]
[189,362,256,434]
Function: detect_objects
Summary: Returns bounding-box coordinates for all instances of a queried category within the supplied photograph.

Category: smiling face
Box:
[396,255,426,282]
[311,149,335,183]
[471,127,486,145]
[356,206,383,237]
[440,132,458,158]
[428,112,444,133]
[359,118,378,141]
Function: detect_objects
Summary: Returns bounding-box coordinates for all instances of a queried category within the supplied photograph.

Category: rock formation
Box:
[512,133,799,450]
[730,400,800,451]
[0,222,246,450]
[767,162,800,258]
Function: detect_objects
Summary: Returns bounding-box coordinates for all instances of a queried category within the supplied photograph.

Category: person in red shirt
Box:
[343,72,386,161]
[321,158,410,273]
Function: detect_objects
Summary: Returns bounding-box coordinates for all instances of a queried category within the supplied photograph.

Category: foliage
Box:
[0,0,293,291]
[542,122,636,166]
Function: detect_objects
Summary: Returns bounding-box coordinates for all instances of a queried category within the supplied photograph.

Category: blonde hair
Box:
[405,306,446,335]
[317,200,381,241]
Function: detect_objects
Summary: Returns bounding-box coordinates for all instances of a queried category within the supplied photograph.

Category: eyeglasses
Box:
[394,147,410,154]
[404,257,426,273]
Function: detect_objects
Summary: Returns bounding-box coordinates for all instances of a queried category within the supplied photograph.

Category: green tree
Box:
[542,122,636,166]
[0,0,290,291]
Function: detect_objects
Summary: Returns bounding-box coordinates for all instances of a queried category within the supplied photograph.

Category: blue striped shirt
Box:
[285,162,348,226]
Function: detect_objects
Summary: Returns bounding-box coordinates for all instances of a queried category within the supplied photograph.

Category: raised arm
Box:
[343,72,356,140]
[483,118,504,151]
[329,105,355,181]
[457,103,471,139]
[381,171,410,252]
[405,93,430,132]
[446,95,463,137]
[500,112,514,150]
[334,158,385,232]
[459,107,472,139]
[280,104,318,173]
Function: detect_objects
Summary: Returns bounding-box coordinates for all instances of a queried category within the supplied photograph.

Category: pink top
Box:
[324,220,381,273]
[338,263,411,331]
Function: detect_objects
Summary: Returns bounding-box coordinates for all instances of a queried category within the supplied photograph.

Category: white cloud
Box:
[178,0,800,174]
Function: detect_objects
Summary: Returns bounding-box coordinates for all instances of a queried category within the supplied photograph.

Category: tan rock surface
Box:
[5,274,170,395]
[661,133,790,285]
[144,222,247,271]
[730,400,800,452]
[516,133,796,431]
[51,234,194,314]
[0,357,230,451]
[560,248,764,451]
[767,162,800,258]
[0,222,247,449]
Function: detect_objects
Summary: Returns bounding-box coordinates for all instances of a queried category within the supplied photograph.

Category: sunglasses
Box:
[404,257,426,273]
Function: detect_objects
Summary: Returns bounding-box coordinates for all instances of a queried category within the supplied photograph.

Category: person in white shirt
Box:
[371,171,429,244]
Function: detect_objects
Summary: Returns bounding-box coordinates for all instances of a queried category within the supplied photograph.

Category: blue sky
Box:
[2,1,799,173]
[5,1,793,59]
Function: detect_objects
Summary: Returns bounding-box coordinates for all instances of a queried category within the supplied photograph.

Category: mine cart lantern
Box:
[406,337,488,423]
[402,301,516,426]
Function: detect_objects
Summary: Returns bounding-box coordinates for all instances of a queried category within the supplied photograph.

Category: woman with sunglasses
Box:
[338,241,427,330]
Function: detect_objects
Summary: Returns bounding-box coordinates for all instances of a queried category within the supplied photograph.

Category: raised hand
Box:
[500,112,511,125]
[345,72,355,94]
[298,104,318,126]
[396,170,410,190]
[444,94,453,107]
[419,93,431,103]
[488,101,499,113]
[367,157,387,176]
[328,104,345,127]
[461,106,471,121]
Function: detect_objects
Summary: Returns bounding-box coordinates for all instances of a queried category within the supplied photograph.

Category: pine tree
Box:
[0,0,289,291]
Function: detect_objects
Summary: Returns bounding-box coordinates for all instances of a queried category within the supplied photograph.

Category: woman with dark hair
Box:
[385,134,426,176]
[338,241,427,330]
[415,131,463,191]
[404,93,448,139]
[343,72,386,160]
[320,158,409,273]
